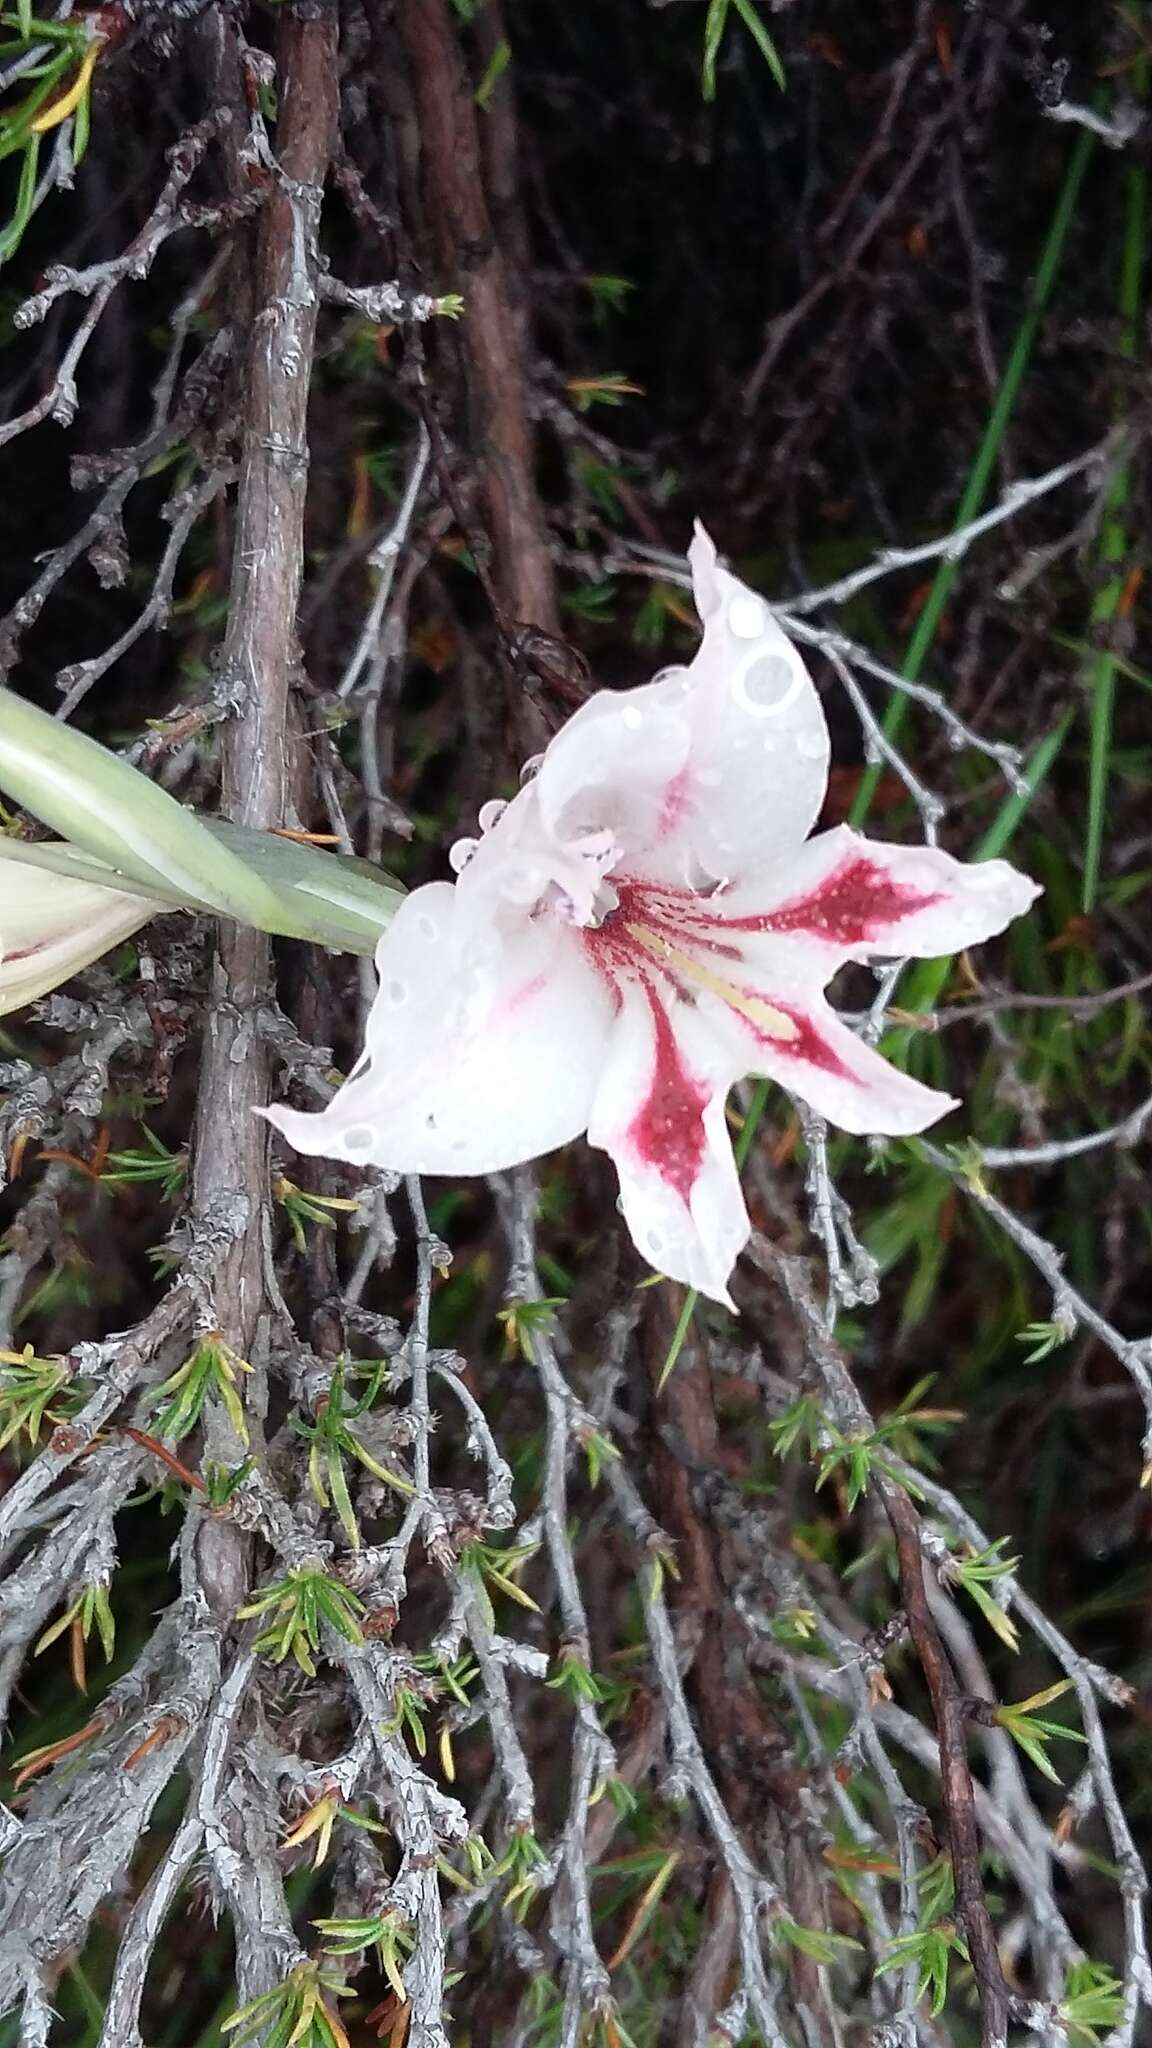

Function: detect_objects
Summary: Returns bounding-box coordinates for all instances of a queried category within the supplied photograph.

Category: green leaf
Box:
[0,686,285,926]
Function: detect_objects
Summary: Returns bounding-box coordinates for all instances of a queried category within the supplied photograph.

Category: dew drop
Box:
[728,595,766,640]
[449,836,479,873]
[740,654,792,706]
[385,979,408,1007]
[341,1125,376,1154]
[796,731,827,760]
[647,1230,663,1256]
[519,753,544,785]
[417,914,438,941]
[478,798,507,833]
[621,705,643,730]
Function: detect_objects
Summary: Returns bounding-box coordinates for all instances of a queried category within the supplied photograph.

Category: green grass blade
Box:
[1082,29,1146,911]
[848,129,1094,829]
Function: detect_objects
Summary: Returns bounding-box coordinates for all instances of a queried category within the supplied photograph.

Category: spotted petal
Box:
[585,975,750,1305]
[263,883,616,1175]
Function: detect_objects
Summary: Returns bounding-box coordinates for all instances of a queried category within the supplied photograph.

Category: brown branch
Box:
[875,1477,1011,2048]
[397,0,559,638]
[189,1,339,1618]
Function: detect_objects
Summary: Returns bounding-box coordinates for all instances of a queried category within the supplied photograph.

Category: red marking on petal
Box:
[626,988,709,1204]
[655,765,693,843]
[768,1004,852,1076]
[732,995,852,1078]
[501,972,547,1017]
[723,857,944,948]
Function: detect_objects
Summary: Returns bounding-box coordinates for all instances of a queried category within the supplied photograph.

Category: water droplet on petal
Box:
[738,654,793,708]
[621,705,643,730]
[449,836,479,873]
[417,914,438,941]
[646,1230,663,1256]
[478,798,507,833]
[342,1125,377,1153]
[796,731,826,760]
[728,595,766,640]
[519,753,544,785]
[385,979,408,1007]
[651,665,690,693]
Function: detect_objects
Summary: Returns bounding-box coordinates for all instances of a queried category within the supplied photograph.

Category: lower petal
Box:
[710,986,957,1136]
[586,977,749,1305]
[264,882,615,1175]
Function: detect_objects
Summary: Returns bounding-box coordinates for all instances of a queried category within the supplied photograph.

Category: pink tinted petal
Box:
[534,680,692,862]
[709,826,1041,966]
[703,983,957,1136]
[586,977,749,1305]
[628,525,829,887]
[531,528,828,891]
[264,882,615,1175]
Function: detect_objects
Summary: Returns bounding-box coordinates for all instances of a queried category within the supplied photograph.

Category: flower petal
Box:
[532,527,828,891]
[698,981,957,1136]
[706,826,1041,967]
[533,679,693,866]
[651,523,830,884]
[585,975,749,1305]
[263,883,615,1175]
[0,866,155,1017]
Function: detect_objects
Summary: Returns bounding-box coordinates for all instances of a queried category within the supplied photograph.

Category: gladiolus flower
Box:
[265,527,1040,1304]
[0,864,155,1017]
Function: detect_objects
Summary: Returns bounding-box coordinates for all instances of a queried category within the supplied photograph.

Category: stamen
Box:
[624,923,799,1042]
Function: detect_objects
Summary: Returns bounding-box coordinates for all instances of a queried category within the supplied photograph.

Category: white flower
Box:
[0,863,155,1017]
[265,526,1040,1305]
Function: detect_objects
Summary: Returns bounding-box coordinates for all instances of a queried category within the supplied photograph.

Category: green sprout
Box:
[459,1539,540,1625]
[292,1360,413,1550]
[99,1127,188,1203]
[314,1911,414,2004]
[994,1681,1087,1785]
[0,11,103,265]
[1015,1318,1074,1365]
[0,1343,78,1449]
[274,1175,360,1253]
[34,1580,115,1692]
[237,1568,366,1677]
[281,1794,386,1871]
[222,1961,352,2048]
[1059,1960,1126,2042]
[876,1922,968,2018]
[945,1539,1021,1652]
[149,1333,250,1445]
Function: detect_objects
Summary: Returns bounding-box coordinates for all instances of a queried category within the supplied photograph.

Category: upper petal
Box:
[651,524,830,885]
[702,826,1042,973]
[529,526,828,894]
[264,882,615,1176]
[585,973,750,1305]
